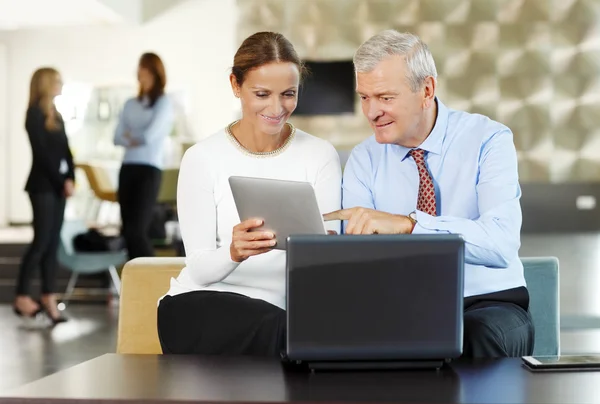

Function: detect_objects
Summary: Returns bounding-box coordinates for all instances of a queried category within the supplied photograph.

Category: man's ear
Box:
[230,74,241,98]
[422,76,436,109]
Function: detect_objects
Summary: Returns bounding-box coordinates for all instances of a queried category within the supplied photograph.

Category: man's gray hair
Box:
[354,30,438,92]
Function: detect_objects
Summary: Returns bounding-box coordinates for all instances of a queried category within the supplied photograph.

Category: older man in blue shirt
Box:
[325,30,534,358]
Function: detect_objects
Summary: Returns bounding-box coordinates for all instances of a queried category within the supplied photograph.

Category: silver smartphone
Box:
[522,355,600,372]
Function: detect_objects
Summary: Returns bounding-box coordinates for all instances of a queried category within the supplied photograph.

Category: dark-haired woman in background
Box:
[114,52,174,260]
[15,67,75,324]
[157,32,341,356]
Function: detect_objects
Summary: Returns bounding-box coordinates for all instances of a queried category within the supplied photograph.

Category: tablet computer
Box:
[522,355,600,372]
[228,176,327,250]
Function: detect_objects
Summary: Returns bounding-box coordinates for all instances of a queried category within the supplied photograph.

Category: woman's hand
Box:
[64,179,75,197]
[230,218,276,262]
[124,131,140,147]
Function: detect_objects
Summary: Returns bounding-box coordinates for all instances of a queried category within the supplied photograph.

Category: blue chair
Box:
[58,220,128,305]
[521,257,560,356]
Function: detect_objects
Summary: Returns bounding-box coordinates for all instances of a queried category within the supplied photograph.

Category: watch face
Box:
[409,212,417,221]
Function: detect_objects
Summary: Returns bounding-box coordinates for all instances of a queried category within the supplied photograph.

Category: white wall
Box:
[0,43,7,226]
[0,0,238,224]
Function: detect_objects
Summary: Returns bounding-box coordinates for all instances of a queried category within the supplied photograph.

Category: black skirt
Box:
[157,291,286,356]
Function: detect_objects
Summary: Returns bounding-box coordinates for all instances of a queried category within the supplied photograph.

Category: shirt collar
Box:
[396,97,449,160]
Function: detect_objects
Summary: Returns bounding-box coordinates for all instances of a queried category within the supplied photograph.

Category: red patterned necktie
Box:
[409,148,437,216]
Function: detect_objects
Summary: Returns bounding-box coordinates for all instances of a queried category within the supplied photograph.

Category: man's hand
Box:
[323,207,414,235]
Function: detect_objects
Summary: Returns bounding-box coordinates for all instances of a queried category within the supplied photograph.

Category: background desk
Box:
[0,353,599,403]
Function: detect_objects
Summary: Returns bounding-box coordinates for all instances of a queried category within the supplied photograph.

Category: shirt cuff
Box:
[217,243,242,268]
[412,210,444,234]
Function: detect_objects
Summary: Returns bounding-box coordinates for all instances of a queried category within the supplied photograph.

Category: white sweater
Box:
[164,126,342,309]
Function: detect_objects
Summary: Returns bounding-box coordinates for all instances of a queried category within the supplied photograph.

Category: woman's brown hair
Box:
[137,52,166,107]
[28,67,62,131]
[231,32,307,86]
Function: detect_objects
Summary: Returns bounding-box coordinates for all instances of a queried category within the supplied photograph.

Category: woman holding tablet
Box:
[157,32,342,356]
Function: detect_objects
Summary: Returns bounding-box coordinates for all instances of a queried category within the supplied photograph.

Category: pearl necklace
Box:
[225,120,296,158]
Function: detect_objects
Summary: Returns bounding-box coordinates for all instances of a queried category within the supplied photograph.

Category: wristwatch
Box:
[407,211,417,233]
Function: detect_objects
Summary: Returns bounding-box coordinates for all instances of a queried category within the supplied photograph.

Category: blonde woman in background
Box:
[14,67,75,325]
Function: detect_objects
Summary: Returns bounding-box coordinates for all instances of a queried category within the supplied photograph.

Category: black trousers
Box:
[158,291,286,356]
[117,164,162,259]
[463,300,534,358]
[16,192,66,295]
[157,292,533,358]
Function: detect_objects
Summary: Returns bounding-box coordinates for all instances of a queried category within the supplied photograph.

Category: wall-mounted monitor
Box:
[294,60,355,116]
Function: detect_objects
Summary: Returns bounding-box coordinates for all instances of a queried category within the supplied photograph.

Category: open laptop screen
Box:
[286,234,464,361]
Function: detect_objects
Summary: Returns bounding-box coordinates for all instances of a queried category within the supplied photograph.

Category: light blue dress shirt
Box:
[114,94,174,169]
[342,98,526,297]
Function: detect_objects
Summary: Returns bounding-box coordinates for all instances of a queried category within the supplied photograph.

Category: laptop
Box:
[284,234,465,371]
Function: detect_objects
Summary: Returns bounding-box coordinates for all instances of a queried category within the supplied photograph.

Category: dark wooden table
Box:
[1,353,600,403]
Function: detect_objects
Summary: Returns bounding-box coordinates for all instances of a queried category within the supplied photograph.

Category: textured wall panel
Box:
[237,0,600,182]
